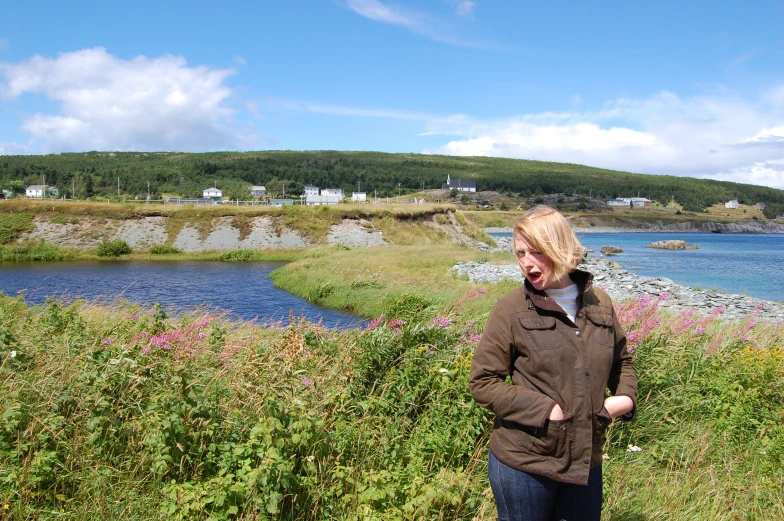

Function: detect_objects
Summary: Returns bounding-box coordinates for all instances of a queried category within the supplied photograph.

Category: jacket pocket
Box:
[585,309,614,346]
[532,420,568,458]
[593,407,612,448]
[519,314,561,351]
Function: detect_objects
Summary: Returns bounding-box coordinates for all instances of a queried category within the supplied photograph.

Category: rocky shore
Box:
[452,257,784,322]
[484,219,784,234]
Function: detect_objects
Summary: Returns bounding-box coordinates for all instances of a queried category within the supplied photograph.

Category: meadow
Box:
[1,244,782,520]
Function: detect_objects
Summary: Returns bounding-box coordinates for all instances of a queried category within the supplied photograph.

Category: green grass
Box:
[0,240,76,262]
[0,212,34,245]
[0,244,782,520]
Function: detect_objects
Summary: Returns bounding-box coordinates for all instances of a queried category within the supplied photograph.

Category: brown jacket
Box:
[469,269,637,485]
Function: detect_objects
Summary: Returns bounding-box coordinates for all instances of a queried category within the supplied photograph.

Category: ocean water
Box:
[491,232,784,302]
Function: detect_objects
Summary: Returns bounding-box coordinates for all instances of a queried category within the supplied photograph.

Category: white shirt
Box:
[545,283,579,323]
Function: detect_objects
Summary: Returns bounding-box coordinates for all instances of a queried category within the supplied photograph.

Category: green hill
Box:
[2,150,784,215]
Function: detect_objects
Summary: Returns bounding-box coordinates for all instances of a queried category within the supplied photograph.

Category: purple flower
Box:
[101,337,114,345]
[696,327,705,334]
[197,332,206,339]
[302,376,313,387]
[432,316,453,327]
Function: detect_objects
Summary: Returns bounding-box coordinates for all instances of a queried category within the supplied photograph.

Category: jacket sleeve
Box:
[606,306,638,420]
[469,301,558,429]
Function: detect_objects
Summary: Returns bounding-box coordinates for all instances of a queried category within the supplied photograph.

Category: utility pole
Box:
[282,183,285,199]
[398,183,401,203]
[72,178,75,199]
[117,177,120,197]
[147,181,150,202]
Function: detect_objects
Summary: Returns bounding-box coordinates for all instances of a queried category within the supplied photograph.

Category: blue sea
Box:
[490,232,784,302]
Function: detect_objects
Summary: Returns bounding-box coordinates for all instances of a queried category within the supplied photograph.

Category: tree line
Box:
[1,150,783,215]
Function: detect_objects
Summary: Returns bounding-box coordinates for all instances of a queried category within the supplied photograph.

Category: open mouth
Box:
[527,271,544,285]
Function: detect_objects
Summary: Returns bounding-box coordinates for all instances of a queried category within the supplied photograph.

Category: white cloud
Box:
[420,89,784,189]
[0,142,31,155]
[0,47,258,152]
[233,55,247,65]
[345,0,510,51]
[449,1,475,17]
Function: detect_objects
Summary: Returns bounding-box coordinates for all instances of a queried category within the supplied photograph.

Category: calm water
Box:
[0,261,363,328]
[491,233,784,302]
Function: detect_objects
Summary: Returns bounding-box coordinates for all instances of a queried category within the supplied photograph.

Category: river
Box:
[492,232,784,302]
[0,261,363,329]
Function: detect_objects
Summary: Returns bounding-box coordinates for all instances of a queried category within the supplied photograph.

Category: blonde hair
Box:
[513,206,583,282]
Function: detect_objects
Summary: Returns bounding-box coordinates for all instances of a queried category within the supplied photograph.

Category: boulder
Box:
[647,240,699,250]
[601,246,624,255]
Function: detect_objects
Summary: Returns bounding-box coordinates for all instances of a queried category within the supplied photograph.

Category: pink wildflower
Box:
[393,328,402,335]
[366,313,386,331]
[197,332,206,339]
[432,316,453,327]
[696,327,705,334]
[101,337,114,345]
[387,318,406,329]
[302,376,313,387]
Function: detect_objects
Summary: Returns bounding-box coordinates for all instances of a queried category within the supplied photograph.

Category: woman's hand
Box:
[548,403,565,422]
[603,395,634,418]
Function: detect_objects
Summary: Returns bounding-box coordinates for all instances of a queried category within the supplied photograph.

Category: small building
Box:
[351,192,367,202]
[203,187,222,200]
[321,188,344,200]
[1,189,11,199]
[48,187,59,197]
[607,197,651,207]
[754,202,766,211]
[442,174,477,192]
[304,185,320,197]
[25,185,47,198]
[725,200,739,209]
[630,197,651,207]
[306,194,342,205]
[251,186,266,198]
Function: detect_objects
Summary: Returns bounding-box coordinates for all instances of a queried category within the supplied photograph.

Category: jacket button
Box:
[537,321,542,326]
[601,319,607,324]
[587,412,593,419]
[575,331,581,337]
[584,370,590,376]
[584,458,590,464]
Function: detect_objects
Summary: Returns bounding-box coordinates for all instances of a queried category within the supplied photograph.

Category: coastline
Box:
[484,221,784,234]
[453,256,784,322]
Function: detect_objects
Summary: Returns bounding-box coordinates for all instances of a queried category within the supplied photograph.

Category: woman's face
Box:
[514,234,566,291]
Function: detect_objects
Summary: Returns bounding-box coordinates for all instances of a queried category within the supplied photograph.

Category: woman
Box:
[469,206,636,521]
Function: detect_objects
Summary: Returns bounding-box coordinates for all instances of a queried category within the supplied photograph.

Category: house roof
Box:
[445,179,477,188]
[27,185,47,190]
[251,186,266,191]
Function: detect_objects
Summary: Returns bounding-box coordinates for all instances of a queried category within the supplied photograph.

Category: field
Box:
[1,243,782,520]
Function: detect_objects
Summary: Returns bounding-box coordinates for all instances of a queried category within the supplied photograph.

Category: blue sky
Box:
[1,1,784,188]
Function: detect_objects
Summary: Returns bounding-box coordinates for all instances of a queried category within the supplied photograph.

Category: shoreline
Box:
[484,226,784,234]
[453,257,784,322]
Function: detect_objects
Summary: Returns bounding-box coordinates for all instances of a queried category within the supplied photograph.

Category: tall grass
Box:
[1,290,780,520]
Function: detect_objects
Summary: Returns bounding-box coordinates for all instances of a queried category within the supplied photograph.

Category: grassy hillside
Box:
[3,150,784,214]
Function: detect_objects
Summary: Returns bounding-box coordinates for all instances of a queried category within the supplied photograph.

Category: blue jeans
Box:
[488,450,602,521]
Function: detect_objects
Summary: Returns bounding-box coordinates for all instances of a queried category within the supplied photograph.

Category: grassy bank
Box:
[1,277,782,520]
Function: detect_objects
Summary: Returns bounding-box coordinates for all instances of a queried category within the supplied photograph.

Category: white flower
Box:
[9,351,16,358]
[627,444,643,453]
[438,368,449,374]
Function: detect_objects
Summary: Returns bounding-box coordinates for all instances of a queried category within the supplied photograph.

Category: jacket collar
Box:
[522,269,593,313]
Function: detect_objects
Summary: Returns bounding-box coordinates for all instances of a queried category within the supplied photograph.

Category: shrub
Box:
[96,239,132,257]
[0,240,73,261]
[149,244,181,255]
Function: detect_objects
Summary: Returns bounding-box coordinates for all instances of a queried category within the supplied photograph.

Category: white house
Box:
[607,197,651,207]
[306,194,342,205]
[304,185,319,197]
[321,188,344,200]
[351,192,367,202]
[754,202,766,211]
[251,186,266,198]
[203,187,222,200]
[25,185,47,198]
[725,200,739,209]
[442,174,477,192]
